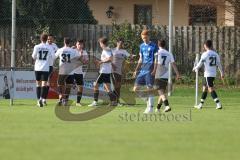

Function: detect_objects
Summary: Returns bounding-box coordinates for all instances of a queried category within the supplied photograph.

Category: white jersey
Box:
[55,47,81,75]
[112,48,130,75]
[71,50,88,74]
[32,43,55,72]
[47,43,58,66]
[155,48,175,79]
[194,50,223,77]
[99,48,113,74]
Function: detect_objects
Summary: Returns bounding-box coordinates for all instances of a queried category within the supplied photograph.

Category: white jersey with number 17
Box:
[55,47,80,75]
[32,43,54,72]
[195,50,223,77]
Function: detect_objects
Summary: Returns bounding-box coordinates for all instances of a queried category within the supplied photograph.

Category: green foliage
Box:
[1,0,97,33]
[0,0,11,25]
[109,22,142,56]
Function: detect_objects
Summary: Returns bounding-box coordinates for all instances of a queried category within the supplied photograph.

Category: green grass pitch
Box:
[0,87,240,160]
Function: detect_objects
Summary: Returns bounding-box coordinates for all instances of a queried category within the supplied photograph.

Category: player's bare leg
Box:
[76,85,83,106]
[208,87,222,109]
[88,83,99,107]
[156,97,163,112]
[36,81,43,107]
[62,84,72,106]
[113,79,121,105]
[41,81,48,106]
[156,90,171,112]
[195,86,208,109]
[57,85,65,106]
[155,91,164,112]
[104,83,117,106]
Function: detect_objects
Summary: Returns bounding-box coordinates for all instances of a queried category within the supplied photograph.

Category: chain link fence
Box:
[0,0,240,84]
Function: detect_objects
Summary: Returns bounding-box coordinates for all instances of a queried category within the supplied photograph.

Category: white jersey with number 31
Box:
[55,47,80,75]
[196,50,222,77]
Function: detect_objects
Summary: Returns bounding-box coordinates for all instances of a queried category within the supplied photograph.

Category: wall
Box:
[88,0,227,26]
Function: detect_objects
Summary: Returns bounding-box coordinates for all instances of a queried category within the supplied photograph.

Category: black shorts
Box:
[111,73,122,83]
[154,78,168,91]
[203,77,215,88]
[35,71,49,81]
[96,73,111,84]
[48,66,54,79]
[73,74,84,86]
[57,75,74,86]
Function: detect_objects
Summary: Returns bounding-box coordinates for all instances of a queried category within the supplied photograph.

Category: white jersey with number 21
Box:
[195,50,223,77]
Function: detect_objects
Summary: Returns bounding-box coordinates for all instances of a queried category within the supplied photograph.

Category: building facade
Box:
[89,0,235,26]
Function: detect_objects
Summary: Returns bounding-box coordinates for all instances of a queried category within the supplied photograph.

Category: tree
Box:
[0,0,11,25]
[15,0,97,33]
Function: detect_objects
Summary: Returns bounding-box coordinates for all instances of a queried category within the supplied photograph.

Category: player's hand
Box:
[176,74,181,80]
[133,71,137,78]
[151,70,156,76]
[94,59,100,66]
[221,74,224,80]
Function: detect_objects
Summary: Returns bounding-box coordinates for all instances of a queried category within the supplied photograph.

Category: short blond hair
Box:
[141,29,149,36]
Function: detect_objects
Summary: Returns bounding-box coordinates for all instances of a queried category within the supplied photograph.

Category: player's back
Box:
[156,48,175,79]
[202,50,220,77]
[55,47,80,75]
[99,48,112,74]
[32,43,54,72]
[157,48,174,67]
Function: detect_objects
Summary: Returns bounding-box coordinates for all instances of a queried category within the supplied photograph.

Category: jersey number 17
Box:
[39,51,48,60]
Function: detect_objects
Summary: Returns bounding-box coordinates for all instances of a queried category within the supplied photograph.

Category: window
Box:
[189,5,217,25]
[134,5,152,25]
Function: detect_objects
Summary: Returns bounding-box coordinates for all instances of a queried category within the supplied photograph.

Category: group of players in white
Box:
[32,29,224,114]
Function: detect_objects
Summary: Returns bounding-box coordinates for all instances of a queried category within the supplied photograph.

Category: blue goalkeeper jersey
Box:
[139,42,158,76]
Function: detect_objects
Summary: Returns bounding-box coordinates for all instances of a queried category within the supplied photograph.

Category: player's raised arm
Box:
[193,53,205,71]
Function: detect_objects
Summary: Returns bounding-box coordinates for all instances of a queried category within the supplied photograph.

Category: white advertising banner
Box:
[0,71,106,100]
[14,71,36,99]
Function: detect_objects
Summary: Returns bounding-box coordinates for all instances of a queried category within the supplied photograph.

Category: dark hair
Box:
[117,37,124,43]
[48,34,54,37]
[4,76,7,80]
[77,39,85,44]
[158,39,166,48]
[204,40,213,48]
[64,37,71,45]
[40,34,48,42]
[98,37,108,45]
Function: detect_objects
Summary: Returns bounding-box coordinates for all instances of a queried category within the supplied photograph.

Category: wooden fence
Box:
[0,25,240,78]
